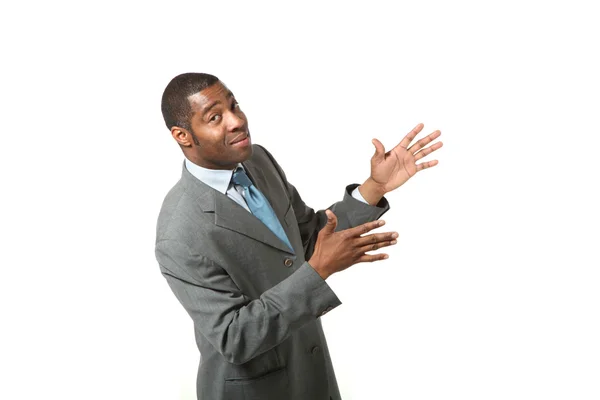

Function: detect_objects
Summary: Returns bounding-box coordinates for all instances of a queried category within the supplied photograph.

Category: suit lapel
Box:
[181,160,295,255]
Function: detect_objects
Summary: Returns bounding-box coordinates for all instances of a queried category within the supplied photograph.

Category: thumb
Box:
[372,138,385,161]
[322,209,338,233]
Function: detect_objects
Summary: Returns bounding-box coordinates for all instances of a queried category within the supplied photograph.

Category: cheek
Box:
[195,127,223,144]
[200,131,229,153]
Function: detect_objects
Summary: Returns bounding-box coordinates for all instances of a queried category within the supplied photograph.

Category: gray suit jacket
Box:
[155,144,390,400]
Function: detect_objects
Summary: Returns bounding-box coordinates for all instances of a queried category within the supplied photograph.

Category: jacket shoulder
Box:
[155,177,210,244]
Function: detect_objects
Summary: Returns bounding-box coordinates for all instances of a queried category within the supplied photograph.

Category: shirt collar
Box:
[184,158,244,194]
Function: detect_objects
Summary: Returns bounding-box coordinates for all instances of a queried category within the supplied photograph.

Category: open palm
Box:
[370,123,443,192]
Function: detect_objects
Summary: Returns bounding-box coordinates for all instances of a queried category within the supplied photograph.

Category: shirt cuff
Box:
[351,186,368,204]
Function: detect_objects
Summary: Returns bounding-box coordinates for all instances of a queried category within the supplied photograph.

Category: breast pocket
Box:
[224,367,289,400]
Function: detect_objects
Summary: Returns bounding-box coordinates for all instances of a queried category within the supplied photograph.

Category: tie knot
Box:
[231,167,253,188]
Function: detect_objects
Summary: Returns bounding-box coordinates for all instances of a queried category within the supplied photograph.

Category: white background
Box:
[1,1,599,399]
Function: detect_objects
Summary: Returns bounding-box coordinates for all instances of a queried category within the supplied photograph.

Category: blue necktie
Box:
[231,167,294,253]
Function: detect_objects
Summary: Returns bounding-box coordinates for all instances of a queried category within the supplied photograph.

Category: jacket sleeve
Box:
[156,239,340,365]
[256,144,391,260]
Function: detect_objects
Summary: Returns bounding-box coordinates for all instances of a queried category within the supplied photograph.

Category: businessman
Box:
[155,72,443,399]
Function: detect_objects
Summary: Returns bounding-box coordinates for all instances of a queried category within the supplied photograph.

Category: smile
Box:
[230,133,250,146]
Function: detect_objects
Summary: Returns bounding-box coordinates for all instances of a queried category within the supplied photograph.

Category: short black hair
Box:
[161,72,220,131]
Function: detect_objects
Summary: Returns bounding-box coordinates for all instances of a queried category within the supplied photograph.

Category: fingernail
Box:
[391,240,397,245]
[392,233,398,238]
[379,221,385,226]
[383,254,389,259]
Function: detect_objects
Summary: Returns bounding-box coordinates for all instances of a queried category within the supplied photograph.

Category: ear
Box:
[171,126,193,147]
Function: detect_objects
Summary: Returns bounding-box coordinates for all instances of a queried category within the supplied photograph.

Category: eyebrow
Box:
[201,91,234,116]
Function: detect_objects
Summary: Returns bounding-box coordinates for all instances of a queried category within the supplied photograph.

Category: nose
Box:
[227,110,245,131]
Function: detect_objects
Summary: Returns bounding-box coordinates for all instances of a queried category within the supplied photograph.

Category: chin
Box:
[240,143,254,160]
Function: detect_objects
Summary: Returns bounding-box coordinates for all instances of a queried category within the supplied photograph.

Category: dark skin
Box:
[171,81,253,170]
[170,81,443,280]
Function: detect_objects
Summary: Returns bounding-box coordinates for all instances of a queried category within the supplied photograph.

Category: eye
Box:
[209,114,221,123]
[231,100,240,111]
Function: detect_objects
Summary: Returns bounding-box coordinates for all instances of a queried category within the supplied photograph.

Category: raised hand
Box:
[308,210,398,280]
[370,123,443,193]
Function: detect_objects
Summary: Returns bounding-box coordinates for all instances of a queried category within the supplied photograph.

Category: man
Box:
[155,72,443,400]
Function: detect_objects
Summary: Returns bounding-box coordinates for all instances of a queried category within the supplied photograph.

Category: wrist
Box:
[308,259,330,280]
[358,178,386,206]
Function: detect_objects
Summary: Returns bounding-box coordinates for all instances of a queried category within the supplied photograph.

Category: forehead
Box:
[187,81,232,114]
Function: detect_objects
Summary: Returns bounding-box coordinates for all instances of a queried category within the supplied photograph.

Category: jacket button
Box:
[311,346,320,354]
[284,258,293,267]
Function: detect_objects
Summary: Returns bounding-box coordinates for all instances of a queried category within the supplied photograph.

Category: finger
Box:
[346,219,386,237]
[356,253,389,263]
[371,138,385,162]
[355,231,398,247]
[322,209,338,234]
[407,130,441,154]
[416,159,439,172]
[414,141,443,161]
[358,238,398,253]
[398,123,424,149]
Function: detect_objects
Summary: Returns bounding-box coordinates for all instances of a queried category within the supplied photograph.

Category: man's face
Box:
[178,81,253,170]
